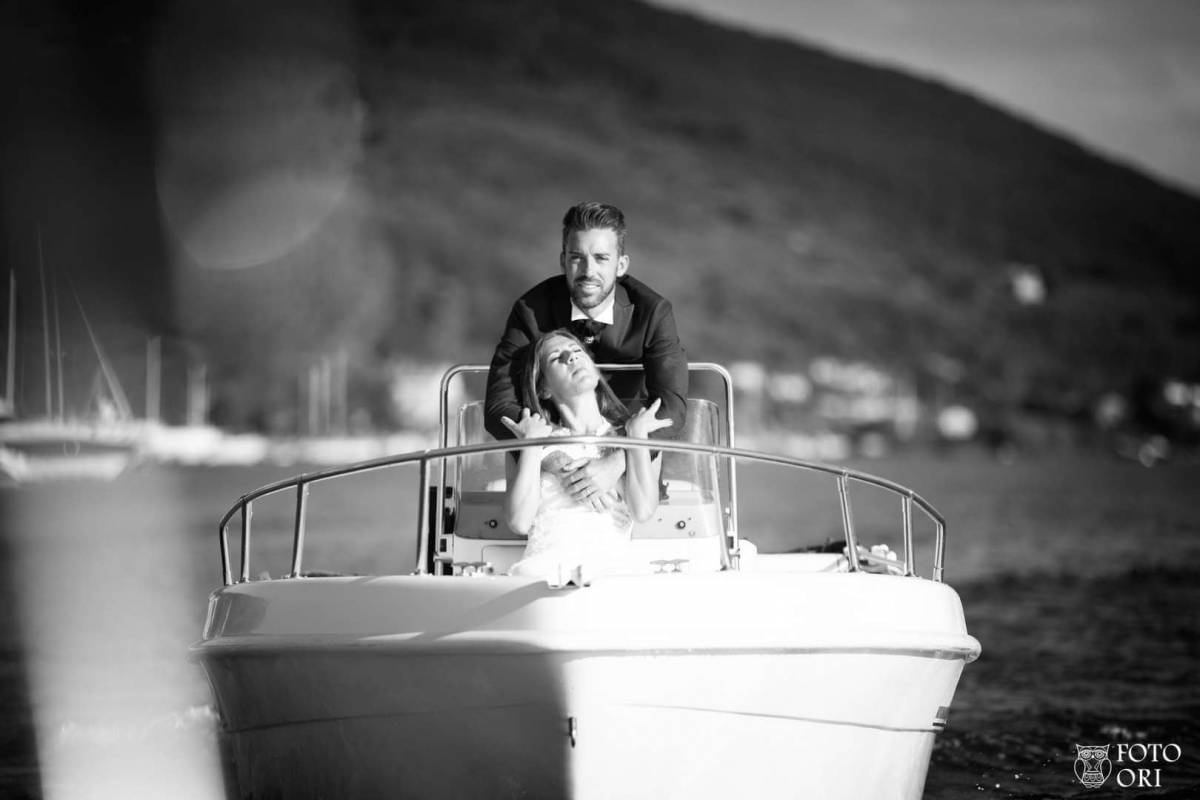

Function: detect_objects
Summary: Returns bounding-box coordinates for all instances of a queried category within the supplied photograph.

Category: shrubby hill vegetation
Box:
[344,0,1200,423]
[5,0,1199,433]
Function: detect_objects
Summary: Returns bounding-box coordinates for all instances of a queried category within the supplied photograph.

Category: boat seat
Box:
[441,479,726,575]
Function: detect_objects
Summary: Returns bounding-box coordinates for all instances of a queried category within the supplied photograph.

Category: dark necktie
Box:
[571,319,606,346]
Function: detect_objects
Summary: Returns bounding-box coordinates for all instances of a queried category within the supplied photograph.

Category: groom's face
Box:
[561,227,628,310]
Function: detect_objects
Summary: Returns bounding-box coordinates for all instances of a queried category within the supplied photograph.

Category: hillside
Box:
[4,0,1200,430]
[353,0,1200,413]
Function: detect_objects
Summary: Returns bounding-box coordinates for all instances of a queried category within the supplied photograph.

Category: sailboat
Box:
[0,252,144,483]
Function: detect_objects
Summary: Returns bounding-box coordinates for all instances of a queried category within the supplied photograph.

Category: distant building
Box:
[1007,262,1047,306]
[731,355,921,452]
[389,361,457,432]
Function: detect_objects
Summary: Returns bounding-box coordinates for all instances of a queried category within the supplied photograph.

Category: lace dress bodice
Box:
[508,423,634,579]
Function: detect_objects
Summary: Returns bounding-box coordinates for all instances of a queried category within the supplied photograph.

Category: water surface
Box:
[1,451,1197,798]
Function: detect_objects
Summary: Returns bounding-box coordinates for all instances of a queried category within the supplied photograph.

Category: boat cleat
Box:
[451,561,494,577]
[843,544,905,575]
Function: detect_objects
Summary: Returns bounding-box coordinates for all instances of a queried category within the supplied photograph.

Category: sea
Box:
[1,449,1198,799]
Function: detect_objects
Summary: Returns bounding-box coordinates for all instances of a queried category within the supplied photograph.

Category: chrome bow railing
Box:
[216,436,948,587]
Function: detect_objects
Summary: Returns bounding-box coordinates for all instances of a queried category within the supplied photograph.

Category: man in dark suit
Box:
[485,202,688,506]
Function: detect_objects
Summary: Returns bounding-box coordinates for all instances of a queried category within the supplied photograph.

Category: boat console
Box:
[438,395,729,576]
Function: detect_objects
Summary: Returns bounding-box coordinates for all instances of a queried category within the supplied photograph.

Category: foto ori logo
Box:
[1073,741,1183,789]
[1074,744,1112,788]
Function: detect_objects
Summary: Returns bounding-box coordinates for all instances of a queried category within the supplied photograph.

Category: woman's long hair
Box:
[519,329,629,429]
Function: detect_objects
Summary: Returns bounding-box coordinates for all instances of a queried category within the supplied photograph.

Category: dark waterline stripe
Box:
[225,701,941,736]
[196,640,980,661]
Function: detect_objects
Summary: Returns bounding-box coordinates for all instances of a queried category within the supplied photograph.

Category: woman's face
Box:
[538,334,599,401]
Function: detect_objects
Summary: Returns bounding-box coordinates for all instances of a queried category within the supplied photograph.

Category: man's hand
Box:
[559,450,624,511]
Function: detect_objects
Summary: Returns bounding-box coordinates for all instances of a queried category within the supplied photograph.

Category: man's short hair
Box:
[561,202,627,255]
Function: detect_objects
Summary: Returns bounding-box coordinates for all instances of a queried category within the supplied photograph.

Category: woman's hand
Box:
[501,408,555,439]
[625,398,673,439]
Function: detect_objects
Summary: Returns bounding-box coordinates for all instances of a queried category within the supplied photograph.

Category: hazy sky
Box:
[652,0,1200,195]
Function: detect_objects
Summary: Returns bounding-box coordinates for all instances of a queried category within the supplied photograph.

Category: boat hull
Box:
[196,569,979,799]
[0,419,142,482]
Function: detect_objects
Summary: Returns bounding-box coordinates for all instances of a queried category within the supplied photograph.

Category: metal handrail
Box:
[216,436,948,586]
[436,362,736,447]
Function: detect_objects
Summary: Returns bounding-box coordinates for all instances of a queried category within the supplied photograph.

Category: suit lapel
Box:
[551,278,573,330]
[607,280,633,348]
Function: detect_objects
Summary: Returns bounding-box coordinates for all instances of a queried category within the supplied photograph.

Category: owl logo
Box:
[1074,744,1112,788]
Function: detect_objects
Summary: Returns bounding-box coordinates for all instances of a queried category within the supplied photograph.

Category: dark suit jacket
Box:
[484,275,688,441]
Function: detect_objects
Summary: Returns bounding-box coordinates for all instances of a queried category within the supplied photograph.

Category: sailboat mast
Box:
[146,336,161,422]
[52,262,64,419]
[37,227,52,418]
[5,271,15,410]
[187,362,207,426]
[71,287,133,421]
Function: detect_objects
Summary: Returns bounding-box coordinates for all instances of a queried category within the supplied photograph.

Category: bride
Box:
[501,329,671,579]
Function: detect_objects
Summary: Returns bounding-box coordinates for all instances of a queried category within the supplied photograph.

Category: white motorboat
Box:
[194,364,980,799]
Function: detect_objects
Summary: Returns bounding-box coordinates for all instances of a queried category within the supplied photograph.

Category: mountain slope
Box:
[6,0,1199,428]
[328,0,1198,414]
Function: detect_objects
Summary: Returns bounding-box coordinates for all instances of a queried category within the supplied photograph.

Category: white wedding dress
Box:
[508,424,635,580]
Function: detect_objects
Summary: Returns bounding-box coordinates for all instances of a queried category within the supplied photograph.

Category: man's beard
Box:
[571,279,613,309]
